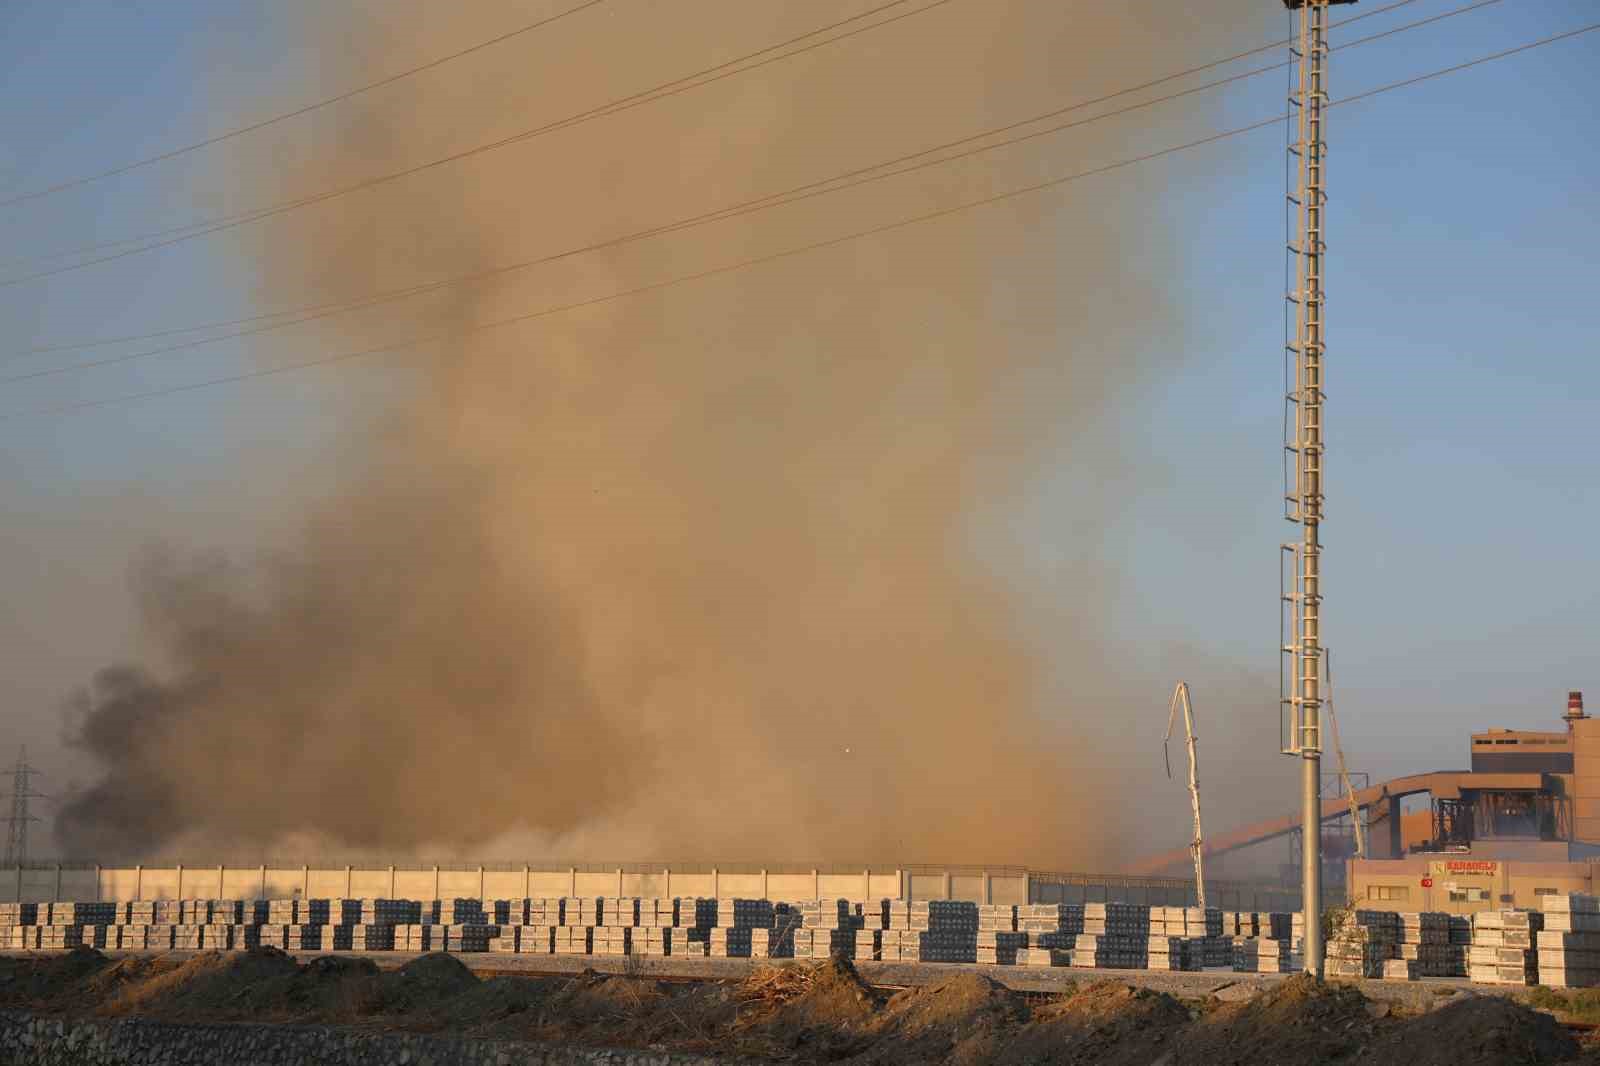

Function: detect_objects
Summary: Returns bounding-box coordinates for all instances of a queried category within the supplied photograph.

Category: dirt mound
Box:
[1356,993,1578,1066]
[102,949,301,1017]
[0,947,111,1009]
[378,952,480,1012]
[1177,974,1376,1066]
[997,981,1191,1066]
[859,972,1024,1065]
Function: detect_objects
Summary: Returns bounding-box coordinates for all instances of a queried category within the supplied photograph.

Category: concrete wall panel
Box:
[667,874,713,899]
[350,870,393,898]
[99,868,142,902]
[989,875,1028,906]
[482,871,526,899]
[818,874,868,900]
[768,874,815,902]
[437,870,483,898]
[393,870,438,900]
[528,871,571,897]
[908,874,946,900]
[950,875,985,903]
[261,869,305,899]
[222,868,264,900]
[868,874,901,900]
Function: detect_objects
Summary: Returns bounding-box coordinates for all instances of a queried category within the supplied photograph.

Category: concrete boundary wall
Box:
[0,862,1295,912]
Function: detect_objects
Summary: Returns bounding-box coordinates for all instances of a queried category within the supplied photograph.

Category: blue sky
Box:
[0,0,1595,850]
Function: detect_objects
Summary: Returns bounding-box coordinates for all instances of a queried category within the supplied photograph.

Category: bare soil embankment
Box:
[1,947,1596,1065]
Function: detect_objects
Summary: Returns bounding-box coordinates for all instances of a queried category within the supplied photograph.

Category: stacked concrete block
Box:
[1069,903,1148,969]
[790,928,816,960]
[716,899,775,930]
[38,925,83,950]
[0,926,32,950]
[978,905,1016,932]
[519,925,555,954]
[233,925,263,951]
[171,924,203,950]
[1234,936,1302,973]
[266,899,297,926]
[914,901,979,963]
[1018,946,1063,967]
[488,927,519,954]
[976,929,1030,965]
[1534,895,1600,988]
[1326,910,1399,979]
[1469,910,1542,986]
[633,926,669,956]
[1393,912,1462,979]
[558,897,596,928]
[1148,935,1199,972]
[554,926,592,956]
[601,897,640,928]
[50,902,116,927]
[1264,912,1295,941]
[0,903,39,926]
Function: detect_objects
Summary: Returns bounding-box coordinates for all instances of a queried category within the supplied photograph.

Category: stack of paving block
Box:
[232,924,263,951]
[448,923,498,952]
[594,925,632,956]
[1533,894,1600,988]
[975,903,1027,964]
[804,899,862,959]
[633,926,671,957]
[1017,904,1085,956]
[1234,936,1302,973]
[1326,909,1399,979]
[301,899,332,926]
[488,926,519,953]
[1264,912,1295,941]
[38,924,84,950]
[708,899,776,958]
[602,897,640,928]
[521,924,557,954]
[558,897,596,929]
[914,901,980,964]
[526,898,558,927]
[397,924,444,952]
[554,925,594,956]
[0,902,39,927]
[357,899,421,925]
[267,899,298,926]
[1389,912,1461,979]
[1468,909,1543,986]
[0,924,32,950]
[177,899,211,926]
[1069,903,1149,969]
[1223,912,1260,938]
[291,925,324,951]
[1148,935,1200,971]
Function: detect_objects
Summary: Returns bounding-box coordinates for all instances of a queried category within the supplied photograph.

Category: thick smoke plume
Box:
[56,0,1282,866]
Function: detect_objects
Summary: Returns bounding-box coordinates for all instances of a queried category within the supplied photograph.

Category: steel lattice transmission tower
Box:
[2,747,45,869]
[1279,0,1351,980]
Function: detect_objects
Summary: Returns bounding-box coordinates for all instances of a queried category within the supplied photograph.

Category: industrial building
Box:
[1132,691,1600,914]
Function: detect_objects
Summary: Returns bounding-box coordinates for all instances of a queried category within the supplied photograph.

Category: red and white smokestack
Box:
[1567,690,1587,724]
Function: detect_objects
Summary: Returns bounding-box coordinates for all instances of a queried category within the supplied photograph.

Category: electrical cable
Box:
[0,0,613,209]
[8,20,1590,421]
[2,0,1499,374]
[0,0,953,286]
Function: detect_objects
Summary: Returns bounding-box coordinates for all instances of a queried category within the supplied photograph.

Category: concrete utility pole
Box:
[1164,683,1207,911]
[1281,0,1351,979]
[2,747,45,869]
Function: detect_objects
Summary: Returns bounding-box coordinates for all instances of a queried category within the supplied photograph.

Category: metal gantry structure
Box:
[1280,0,1350,980]
[2,747,44,869]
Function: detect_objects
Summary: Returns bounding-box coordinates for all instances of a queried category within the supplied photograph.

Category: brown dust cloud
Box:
[52,0,1292,870]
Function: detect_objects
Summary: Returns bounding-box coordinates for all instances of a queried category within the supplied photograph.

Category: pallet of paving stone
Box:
[519,926,556,955]
[789,929,815,960]
[1539,911,1600,933]
[977,905,1017,932]
[674,933,708,958]
[0,903,39,927]
[1542,894,1600,915]
[0,926,28,950]
[552,927,591,955]
[38,925,84,950]
[50,902,118,927]
[447,924,497,952]
[1148,936,1198,972]
[708,928,752,958]
[299,899,333,926]
[266,900,298,925]
[714,898,774,930]
[488,927,519,953]
[632,927,668,956]
[599,897,638,927]
[807,901,864,931]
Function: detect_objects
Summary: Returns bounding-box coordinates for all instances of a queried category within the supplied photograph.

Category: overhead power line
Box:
[0,0,954,286]
[3,0,1496,377]
[0,0,613,210]
[7,20,1590,423]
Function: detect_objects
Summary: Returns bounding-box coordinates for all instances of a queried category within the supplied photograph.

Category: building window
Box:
[1448,887,1490,903]
[1368,885,1409,902]
[1535,887,1560,896]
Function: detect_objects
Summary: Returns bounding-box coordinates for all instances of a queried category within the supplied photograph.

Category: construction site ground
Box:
[5,947,1600,1064]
